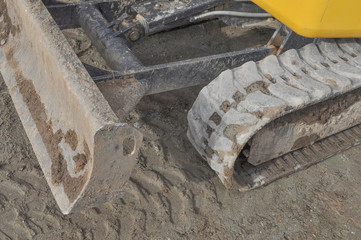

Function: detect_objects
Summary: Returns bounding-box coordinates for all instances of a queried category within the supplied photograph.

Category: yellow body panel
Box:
[251,0,361,38]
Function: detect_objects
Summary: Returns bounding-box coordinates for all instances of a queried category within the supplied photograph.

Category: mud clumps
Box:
[5,47,89,203]
[0,0,19,46]
[49,128,65,185]
[323,78,338,87]
[244,85,361,166]
[203,140,215,158]
[302,90,361,126]
[245,81,270,95]
[252,111,263,119]
[224,124,243,142]
[73,154,87,173]
[205,146,215,158]
[209,112,221,125]
[263,74,276,83]
[262,86,361,130]
[220,100,237,113]
[321,62,330,68]
[301,67,308,74]
[64,129,78,151]
[206,125,214,138]
[232,91,245,103]
[72,141,90,175]
[243,83,361,167]
[292,134,319,151]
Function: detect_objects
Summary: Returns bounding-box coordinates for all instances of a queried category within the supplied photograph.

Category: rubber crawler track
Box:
[187,39,361,190]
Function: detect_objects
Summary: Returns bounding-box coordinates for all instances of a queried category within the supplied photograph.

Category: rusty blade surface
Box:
[0,0,142,214]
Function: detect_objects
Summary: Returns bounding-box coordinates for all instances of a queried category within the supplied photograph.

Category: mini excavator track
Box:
[188,39,361,190]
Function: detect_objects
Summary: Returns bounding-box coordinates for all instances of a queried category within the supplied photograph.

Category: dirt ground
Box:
[2,71,361,240]
[1,3,361,240]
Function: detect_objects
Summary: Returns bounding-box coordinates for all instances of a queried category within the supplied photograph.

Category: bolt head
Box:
[129,30,141,42]
[154,2,168,9]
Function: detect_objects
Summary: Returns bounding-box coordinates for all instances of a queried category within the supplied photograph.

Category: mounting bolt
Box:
[154,2,168,9]
[128,30,141,42]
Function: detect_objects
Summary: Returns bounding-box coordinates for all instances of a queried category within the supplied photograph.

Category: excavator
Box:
[1,0,361,214]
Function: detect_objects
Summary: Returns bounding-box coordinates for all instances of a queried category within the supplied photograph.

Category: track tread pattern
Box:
[187,39,361,190]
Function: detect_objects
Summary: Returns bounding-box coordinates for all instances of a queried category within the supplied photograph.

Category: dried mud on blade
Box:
[0,0,142,214]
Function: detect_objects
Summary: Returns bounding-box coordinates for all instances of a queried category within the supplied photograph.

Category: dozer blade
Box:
[0,0,142,214]
[188,38,361,191]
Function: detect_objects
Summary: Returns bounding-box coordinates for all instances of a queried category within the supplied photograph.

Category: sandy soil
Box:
[1,71,361,239]
[1,3,361,240]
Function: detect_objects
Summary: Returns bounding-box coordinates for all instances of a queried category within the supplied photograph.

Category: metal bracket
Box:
[268,24,315,55]
[44,0,280,117]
